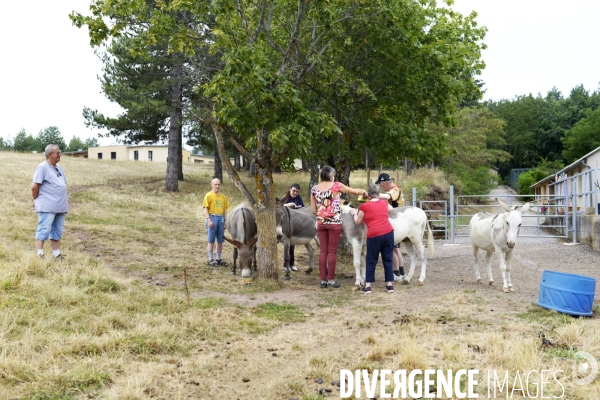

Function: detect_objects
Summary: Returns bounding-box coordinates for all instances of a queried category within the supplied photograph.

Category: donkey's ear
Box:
[496,198,512,212]
[520,202,531,213]
[249,236,258,247]
[223,236,243,248]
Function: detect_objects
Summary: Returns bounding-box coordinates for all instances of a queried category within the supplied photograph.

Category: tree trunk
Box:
[177,122,183,181]
[165,62,182,192]
[213,150,223,181]
[309,160,319,199]
[302,159,308,172]
[234,152,241,171]
[254,164,279,279]
[365,148,370,187]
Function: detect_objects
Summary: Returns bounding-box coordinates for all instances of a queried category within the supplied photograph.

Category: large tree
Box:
[72,0,486,280]
[204,0,486,278]
[71,3,217,191]
[37,126,67,151]
[12,129,41,153]
[431,106,510,194]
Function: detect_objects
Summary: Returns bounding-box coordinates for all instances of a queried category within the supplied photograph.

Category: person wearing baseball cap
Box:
[375,173,406,282]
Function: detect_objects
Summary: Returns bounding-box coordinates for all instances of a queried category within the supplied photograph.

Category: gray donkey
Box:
[224,203,257,278]
[276,203,318,280]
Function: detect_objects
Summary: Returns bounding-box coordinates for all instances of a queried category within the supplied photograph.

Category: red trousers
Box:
[317,223,342,281]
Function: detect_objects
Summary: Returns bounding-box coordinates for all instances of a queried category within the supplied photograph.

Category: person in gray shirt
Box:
[31,144,68,258]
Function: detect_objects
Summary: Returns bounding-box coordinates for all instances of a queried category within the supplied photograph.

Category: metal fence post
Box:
[412,187,417,207]
[450,185,455,244]
[572,181,577,244]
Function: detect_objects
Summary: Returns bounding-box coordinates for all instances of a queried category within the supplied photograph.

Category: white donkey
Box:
[341,204,434,287]
[469,199,530,293]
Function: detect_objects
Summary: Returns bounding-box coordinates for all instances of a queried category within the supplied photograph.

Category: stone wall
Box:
[544,215,600,251]
[576,215,600,251]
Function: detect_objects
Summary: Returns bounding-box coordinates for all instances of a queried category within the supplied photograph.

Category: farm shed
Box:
[531,145,600,214]
[88,145,191,163]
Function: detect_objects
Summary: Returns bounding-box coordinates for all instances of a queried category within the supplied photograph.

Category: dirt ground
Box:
[131,231,600,399]
[83,187,600,399]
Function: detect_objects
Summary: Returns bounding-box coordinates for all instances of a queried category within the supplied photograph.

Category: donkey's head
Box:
[496,199,530,248]
[223,236,258,278]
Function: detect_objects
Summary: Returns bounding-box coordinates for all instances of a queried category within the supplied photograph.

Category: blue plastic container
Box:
[537,270,596,316]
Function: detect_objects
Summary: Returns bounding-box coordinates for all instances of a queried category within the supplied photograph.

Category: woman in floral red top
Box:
[310,166,368,289]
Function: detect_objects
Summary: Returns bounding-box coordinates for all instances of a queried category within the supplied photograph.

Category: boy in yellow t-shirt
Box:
[203,178,229,267]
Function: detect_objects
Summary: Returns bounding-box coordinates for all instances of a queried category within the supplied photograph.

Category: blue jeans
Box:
[365,230,395,283]
[35,212,66,241]
[206,215,225,243]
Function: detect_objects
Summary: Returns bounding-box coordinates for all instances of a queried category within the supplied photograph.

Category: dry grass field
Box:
[1,151,599,399]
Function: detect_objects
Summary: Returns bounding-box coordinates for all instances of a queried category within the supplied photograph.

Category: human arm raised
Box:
[339,183,368,198]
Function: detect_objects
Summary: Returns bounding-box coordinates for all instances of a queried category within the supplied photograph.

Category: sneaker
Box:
[53,254,65,260]
[290,265,299,272]
[217,260,228,267]
[386,285,394,293]
[327,280,341,288]
[393,274,401,282]
[208,260,219,267]
[362,286,372,294]
[320,281,328,289]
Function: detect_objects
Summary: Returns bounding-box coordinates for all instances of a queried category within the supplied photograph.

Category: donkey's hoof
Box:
[230,271,236,276]
[284,275,291,281]
[402,280,410,285]
[508,287,514,292]
[503,287,510,293]
[476,279,482,284]
[488,281,494,286]
[416,281,424,286]
[304,269,312,275]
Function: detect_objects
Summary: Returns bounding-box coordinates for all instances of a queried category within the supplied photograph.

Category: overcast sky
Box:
[1,0,599,145]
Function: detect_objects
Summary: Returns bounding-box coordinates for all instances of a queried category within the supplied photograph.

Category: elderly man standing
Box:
[32,144,68,259]
[203,178,229,267]
[375,173,406,281]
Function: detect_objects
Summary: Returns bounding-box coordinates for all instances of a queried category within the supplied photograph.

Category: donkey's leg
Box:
[403,241,417,285]
[494,247,509,292]
[351,237,364,287]
[472,246,481,283]
[505,249,514,292]
[231,247,238,275]
[485,250,494,285]
[283,239,291,280]
[304,242,314,275]
[412,239,427,285]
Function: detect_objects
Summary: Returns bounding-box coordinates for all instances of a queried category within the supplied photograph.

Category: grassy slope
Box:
[0,152,598,399]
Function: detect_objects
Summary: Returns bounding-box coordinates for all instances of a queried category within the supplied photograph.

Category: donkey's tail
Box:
[426,220,434,257]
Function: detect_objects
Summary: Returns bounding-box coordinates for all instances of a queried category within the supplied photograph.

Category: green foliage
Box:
[448,165,496,196]
[517,172,538,197]
[204,0,487,179]
[0,136,12,150]
[517,158,564,196]
[435,107,508,195]
[486,84,600,175]
[562,107,600,162]
[13,129,41,153]
[37,126,67,151]
[66,136,98,152]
